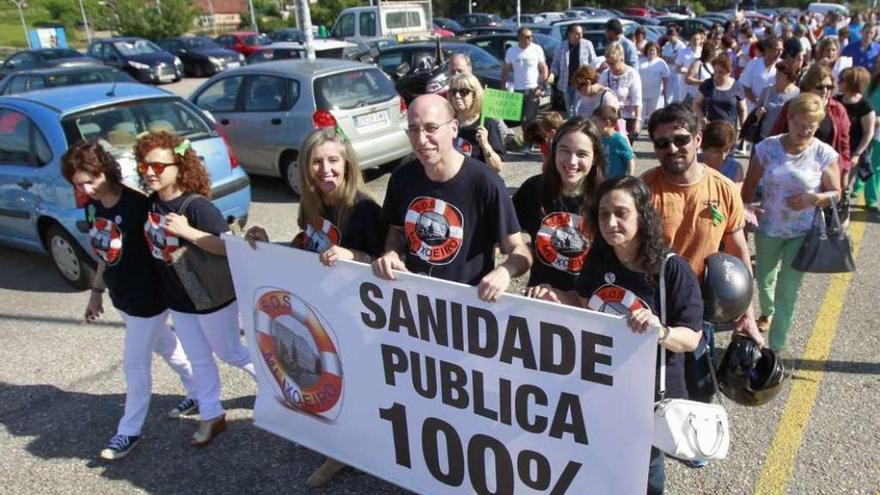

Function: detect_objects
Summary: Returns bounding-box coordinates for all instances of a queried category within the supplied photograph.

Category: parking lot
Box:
[0,77,878,494]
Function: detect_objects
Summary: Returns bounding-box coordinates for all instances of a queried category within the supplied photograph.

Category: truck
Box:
[330,1,434,42]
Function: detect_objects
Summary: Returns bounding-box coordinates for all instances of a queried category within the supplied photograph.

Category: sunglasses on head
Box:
[137,160,175,175]
[449,88,472,97]
[653,134,693,149]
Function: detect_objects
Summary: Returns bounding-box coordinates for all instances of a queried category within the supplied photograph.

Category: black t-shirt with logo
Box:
[574,252,703,400]
[381,157,521,285]
[293,192,385,258]
[86,186,166,317]
[512,174,589,291]
[144,192,232,314]
[454,118,505,165]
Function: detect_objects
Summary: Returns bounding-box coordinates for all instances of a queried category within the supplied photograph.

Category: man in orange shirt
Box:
[643,104,763,424]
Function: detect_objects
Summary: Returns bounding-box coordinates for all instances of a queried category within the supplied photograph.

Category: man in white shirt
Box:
[661,26,686,104]
[501,26,549,125]
[741,36,783,112]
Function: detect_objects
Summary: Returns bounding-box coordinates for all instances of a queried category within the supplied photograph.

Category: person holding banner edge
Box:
[136,131,256,448]
[61,141,197,461]
[372,94,532,301]
[448,73,505,173]
[513,117,605,293]
[245,127,385,486]
[530,175,703,495]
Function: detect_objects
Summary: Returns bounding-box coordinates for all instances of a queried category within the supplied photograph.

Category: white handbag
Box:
[652,254,730,461]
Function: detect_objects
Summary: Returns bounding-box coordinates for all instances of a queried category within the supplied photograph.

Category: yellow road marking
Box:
[753,213,868,494]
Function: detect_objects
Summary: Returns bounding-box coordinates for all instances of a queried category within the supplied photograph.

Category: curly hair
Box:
[134,131,211,197]
[61,140,122,186]
[572,65,599,88]
[543,117,606,214]
[584,175,670,283]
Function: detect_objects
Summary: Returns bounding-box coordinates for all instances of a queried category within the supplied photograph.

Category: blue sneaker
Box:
[687,459,709,468]
[168,397,198,419]
[99,434,140,460]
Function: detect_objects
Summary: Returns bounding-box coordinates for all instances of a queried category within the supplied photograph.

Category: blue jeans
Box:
[684,321,717,403]
[563,85,579,118]
[647,447,665,495]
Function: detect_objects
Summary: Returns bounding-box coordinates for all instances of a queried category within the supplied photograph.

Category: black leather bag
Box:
[740,108,764,144]
[791,205,855,274]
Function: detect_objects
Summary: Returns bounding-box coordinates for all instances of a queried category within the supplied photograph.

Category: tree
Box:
[112,0,196,40]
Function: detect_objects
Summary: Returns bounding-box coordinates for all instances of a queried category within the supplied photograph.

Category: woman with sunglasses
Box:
[513,117,605,294]
[136,131,255,448]
[771,64,852,215]
[447,73,505,172]
[530,175,703,495]
[743,93,841,349]
[244,127,385,487]
[60,141,197,461]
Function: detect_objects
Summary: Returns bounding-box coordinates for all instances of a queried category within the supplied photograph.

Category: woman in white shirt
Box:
[600,41,643,142]
[684,39,719,105]
[639,42,669,126]
[815,36,852,83]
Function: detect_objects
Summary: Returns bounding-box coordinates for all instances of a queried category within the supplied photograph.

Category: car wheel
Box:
[45,224,95,290]
[280,152,301,196]
[193,64,205,78]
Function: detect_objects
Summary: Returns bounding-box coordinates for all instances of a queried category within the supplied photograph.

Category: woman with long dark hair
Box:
[531,175,703,495]
[513,117,606,294]
[61,141,197,460]
[136,131,255,448]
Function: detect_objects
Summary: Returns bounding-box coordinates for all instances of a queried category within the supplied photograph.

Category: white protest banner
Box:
[224,236,658,494]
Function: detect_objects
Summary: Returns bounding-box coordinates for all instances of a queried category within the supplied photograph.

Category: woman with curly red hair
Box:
[135,131,255,447]
[61,140,197,461]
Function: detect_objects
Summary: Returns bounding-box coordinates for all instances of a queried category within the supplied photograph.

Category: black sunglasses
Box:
[449,88,472,97]
[653,134,693,149]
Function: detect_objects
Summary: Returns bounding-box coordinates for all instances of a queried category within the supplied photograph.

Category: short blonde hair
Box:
[605,41,624,64]
[788,92,826,123]
[447,73,484,120]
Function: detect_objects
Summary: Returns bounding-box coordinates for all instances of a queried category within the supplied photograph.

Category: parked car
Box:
[504,14,547,26]
[539,12,567,23]
[87,37,183,84]
[457,26,516,37]
[156,36,244,77]
[215,32,269,57]
[189,59,410,194]
[268,28,305,43]
[563,10,590,19]
[434,17,465,35]
[454,13,504,27]
[0,66,134,95]
[549,18,638,40]
[0,48,98,78]
[247,40,358,64]
[0,83,251,288]
[331,4,432,42]
[657,17,714,40]
[465,33,560,66]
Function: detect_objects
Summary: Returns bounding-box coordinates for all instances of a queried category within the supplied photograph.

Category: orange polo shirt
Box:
[643,165,745,280]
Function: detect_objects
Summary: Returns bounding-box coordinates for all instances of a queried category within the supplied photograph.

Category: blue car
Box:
[0,82,251,289]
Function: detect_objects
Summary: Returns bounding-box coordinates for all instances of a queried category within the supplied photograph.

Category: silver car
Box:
[189,58,410,194]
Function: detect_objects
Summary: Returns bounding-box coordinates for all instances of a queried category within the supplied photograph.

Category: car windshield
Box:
[184,37,220,50]
[113,40,161,55]
[582,32,607,56]
[244,35,268,46]
[46,69,134,87]
[42,49,82,60]
[314,68,397,110]
[61,98,213,159]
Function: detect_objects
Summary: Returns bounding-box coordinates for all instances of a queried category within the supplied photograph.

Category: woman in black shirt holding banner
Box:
[513,117,605,293]
[245,128,385,487]
[531,176,703,495]
[61,141,197,461]
[136,131,255,448]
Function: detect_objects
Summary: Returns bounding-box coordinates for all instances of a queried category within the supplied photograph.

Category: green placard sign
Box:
[481,88,523,125]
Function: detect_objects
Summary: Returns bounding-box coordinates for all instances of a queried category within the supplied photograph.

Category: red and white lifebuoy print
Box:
[587,284,647,317]
[143,212,181,263]
[254,288,343,420]
[404,196,464,265]
[301,218,341,253]
[535,211,589,274]
[89,217,123,266]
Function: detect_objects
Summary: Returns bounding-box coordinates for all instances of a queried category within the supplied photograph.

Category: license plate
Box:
[354,110,389,130]
[227,62,240,69]
[539,95,551,106]
[159,74,175,81]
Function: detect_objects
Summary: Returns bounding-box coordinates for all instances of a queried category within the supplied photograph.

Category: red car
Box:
[214,32,267,57]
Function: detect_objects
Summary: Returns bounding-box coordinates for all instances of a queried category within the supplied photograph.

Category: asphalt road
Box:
[0,77,877,494]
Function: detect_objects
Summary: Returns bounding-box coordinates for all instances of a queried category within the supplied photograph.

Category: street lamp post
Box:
[9,0,31,49]
[78,0,92,44]
[247,0,259,32]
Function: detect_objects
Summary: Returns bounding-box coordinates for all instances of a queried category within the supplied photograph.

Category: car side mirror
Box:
[394,62,411,78]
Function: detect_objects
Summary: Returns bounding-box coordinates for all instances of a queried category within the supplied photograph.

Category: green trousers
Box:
[755,233,806,351]
[851,140,880,208]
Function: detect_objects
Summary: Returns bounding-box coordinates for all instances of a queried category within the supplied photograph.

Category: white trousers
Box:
[170,301,255,421]
[117,309,197,437]
[643,95,666,125]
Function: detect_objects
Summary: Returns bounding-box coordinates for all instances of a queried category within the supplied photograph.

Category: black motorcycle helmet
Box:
[717,336,785,406]
[702,253,754,324]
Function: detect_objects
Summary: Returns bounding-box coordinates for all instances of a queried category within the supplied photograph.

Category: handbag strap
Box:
[658,252,675,399]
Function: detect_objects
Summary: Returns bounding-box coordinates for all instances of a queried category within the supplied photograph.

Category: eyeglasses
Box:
[449,88,472,97]
[653,134,693,149]
[137,161,175,175]
[814,84,834,92]
[406,119,454,137]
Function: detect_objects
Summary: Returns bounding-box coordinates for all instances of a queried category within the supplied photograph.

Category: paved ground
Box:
[0,77,878,494]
